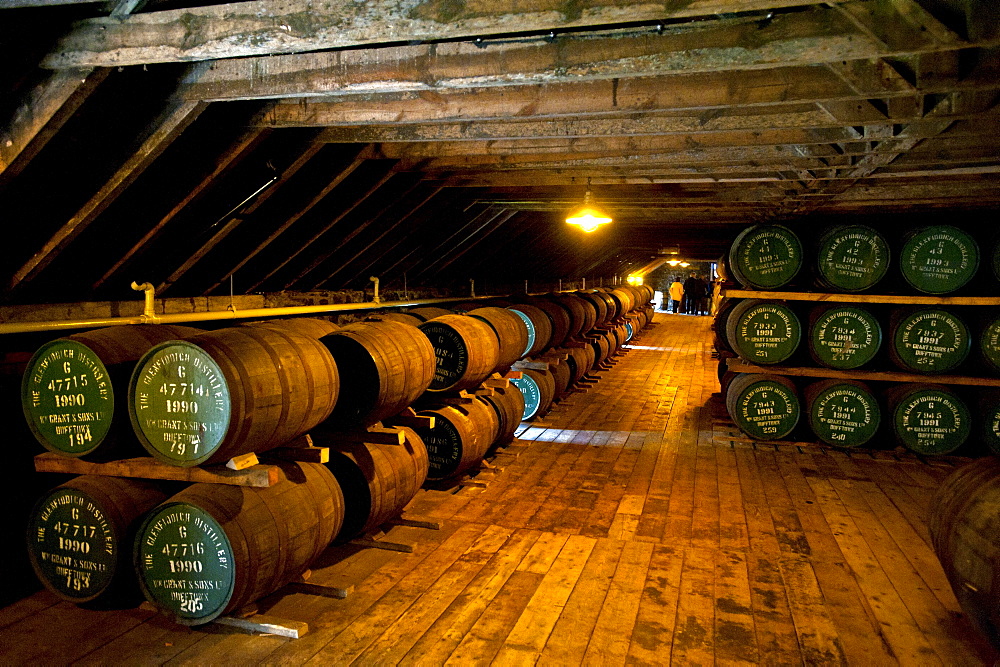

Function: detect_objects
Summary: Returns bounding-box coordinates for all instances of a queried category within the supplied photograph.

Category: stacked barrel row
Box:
[728,222,1000,294]
[716,299,1000,376]
[21,317,440,622]
[724,372,1000,455]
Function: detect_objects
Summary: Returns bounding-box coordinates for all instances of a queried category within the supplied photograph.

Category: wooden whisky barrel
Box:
[576,291,610,327]
[506,304,552,356]
[928,458,1000,650]
[889,307,970,374]
[607,288,635,319]
[814,224,890,292]
[467,307,530,373]
[134,461,344,625]
[511,368,556,420]
[22,324,202,459]
[980,390,1000,455]
[27,475,168,605]
[320,429,428,541]
[726,373,800,440]
[481,385,526,447]
[804,379,880,447]
[589,331,614,368]
[808,304,882,370]
[980,313,1000,374]
[728,224,803,289]
[320,320,436,428]
[547,295,589,340]
[550,356,573,398]
[888,383,971,455]
[416,398,499,479]
[242,318,338,338]
[521,298,571,348]
[419,314,501,392]
[899,225,979,294]
[725,299,802,365]
[563,346,595,385]
[129,327,339,466]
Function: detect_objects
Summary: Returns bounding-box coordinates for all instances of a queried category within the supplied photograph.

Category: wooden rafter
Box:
[156,141,325,295]
[8,99,206,295]
[93,126,270,291]
[0,67,109,187]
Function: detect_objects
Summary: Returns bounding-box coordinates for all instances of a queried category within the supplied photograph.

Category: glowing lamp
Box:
[566,190,612,232]
[627,275,643,286]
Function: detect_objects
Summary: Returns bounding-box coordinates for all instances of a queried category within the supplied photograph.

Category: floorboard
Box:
[1,313,996,665]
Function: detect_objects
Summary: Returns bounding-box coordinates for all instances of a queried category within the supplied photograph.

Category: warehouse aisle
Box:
[0,313,995,665]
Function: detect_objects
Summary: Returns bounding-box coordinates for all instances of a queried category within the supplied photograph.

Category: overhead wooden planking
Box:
[42,0,858,69]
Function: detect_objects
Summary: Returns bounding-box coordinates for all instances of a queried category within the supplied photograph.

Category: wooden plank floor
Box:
[2,313,997,665]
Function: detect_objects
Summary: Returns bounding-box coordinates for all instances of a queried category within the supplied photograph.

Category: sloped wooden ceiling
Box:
[1,0,998,304]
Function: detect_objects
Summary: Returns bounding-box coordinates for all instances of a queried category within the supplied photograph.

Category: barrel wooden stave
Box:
[405,307,454,322]
[482,385,526,447]
[321,429,429,540]
[467,307,530,373]
[134,461,344,625]
[321,320,436,428]
[928,459,1000,650]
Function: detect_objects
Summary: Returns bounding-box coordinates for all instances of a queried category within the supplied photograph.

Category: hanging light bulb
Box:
[566,179,612,232]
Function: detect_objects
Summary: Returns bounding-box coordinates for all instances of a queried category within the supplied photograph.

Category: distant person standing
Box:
[668,277,684,313]
[683,272,705,315]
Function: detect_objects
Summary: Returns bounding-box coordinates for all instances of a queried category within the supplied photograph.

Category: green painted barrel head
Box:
[816,225,890,292]
[808,382,880,447]
[27,487,118,601]
[730,377,800,440]
[135,502,234,624]
[892,386,970,455]
[729,224,803,289]
[128,341,230,466]
[980,315,1000,374]
[731,302,801,364]
[419,322,469,390]
[508,309,536,356]
[625,321,635,341]
[892,309,970,373]
[900,226,979,294]
[511,376,542,420]
[982,400,1000,455]
[22,339,115,456]
[418,412,462,478]
[810,306,882,370]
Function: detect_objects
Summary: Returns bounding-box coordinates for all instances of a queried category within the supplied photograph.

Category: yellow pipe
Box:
[0,295,496,335]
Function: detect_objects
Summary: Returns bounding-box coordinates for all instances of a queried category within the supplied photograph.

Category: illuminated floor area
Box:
[0,314,995,665]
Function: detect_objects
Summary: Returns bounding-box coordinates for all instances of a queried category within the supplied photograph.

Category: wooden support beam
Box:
[256,67,964,128]
[315,104,997,143]
[177,5,894,102]
[9,100,205,296]
[93,126,269,291]
[244,166,397,291]
[156,141,324,295]
[0,68,109,187]
[41,0,856,69]
[202,144,374,295]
